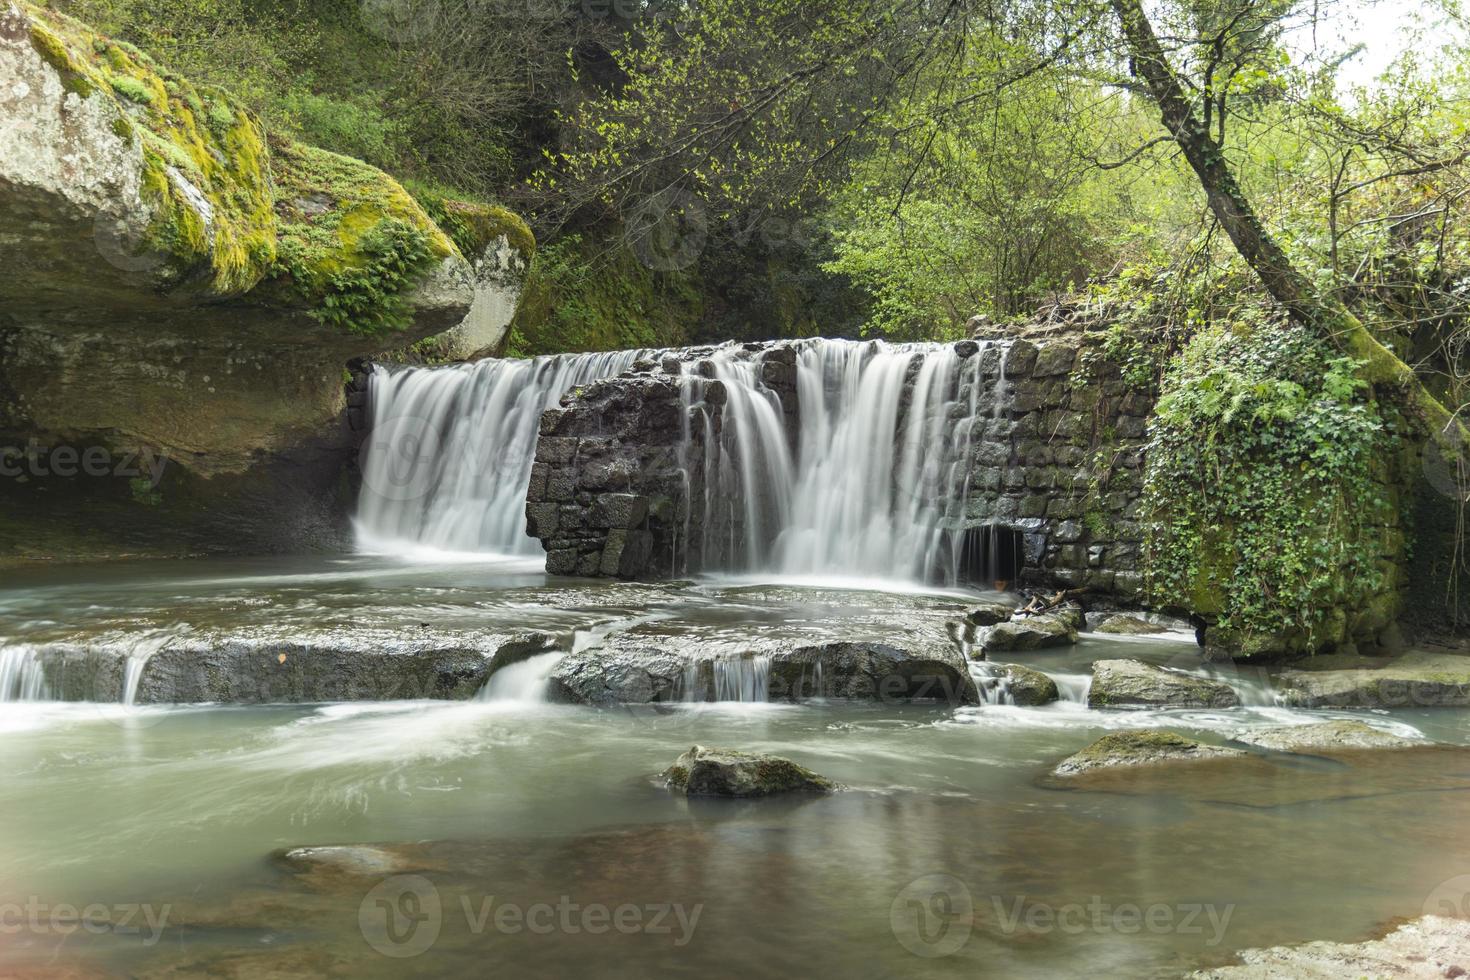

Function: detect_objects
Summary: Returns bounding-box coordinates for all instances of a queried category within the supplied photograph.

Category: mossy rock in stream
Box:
[1054,731,1247,776]
[662,745,838,797]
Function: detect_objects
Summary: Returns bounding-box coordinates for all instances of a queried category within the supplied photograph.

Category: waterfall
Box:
[478,652,566,702]
[691,339,988,585]
[356,350,647,555]
[0,646,49,701]
[680,655,772,703]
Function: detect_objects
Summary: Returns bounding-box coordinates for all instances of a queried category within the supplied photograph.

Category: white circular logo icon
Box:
[890,873,973,957]
[359,875,442,958]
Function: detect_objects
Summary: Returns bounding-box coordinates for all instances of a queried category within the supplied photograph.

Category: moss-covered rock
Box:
[662,745,837,797]
[1053,730,1247,776]
[1275,652,1470,708]
[1087,658,1241,709]
[0,0,534,558]
[1230,720,1423,753]
[12,1,275,297]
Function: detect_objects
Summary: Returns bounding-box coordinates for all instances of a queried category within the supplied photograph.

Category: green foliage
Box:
[1140,315,1396,648]
[504,234,699,356]
[267,139,456,335]
[307,219,436,336]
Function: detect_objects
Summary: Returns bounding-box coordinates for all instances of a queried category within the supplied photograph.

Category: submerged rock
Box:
[1276,652,1470,708]
[981,663,1060,706]
[1094,614,1169,636]
[548,630,978,706]
[1054,730,1247,776]
[1087,658,1240,709]
[1231,720,1422,753]
[982,613,1077,653]
[662,745,836,797]
[1189,914,1470,979]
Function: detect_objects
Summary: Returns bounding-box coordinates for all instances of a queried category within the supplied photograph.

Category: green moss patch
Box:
[408,183,535,262]
[267,139,455,336]
[23,2,276,295]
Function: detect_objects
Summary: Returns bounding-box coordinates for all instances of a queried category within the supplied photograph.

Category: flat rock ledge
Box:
[662,745,837,798]
[1189,914,1470,979]
[1054,730,1247,776]
[9,629,556,703]
[548,631,979,706]
[1230,719,1423,752]
[1088,658,1241,709]
[1094,614,1170,636]
[1276,652,1470,708]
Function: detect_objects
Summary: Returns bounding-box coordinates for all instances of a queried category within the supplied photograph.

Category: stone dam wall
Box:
[520,336,1411,655]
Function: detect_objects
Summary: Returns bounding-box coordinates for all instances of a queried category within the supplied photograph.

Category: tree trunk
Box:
[1109,0,1463,439]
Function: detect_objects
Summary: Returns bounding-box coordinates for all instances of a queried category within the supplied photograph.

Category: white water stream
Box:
[356,350,648,555]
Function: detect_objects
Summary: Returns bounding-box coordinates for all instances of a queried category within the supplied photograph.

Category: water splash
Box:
[356,350,648,555]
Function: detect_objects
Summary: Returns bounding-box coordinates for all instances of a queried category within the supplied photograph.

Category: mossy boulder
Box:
[3,0,275,303]
[1230,720,1422,753]
[0,0,534,558]
[1053,730,1247,776]
[1087,658,1241,709]
[985,663,1060,706]
[982,613,1078,653]
[1095,614,1169,636]
[662,745,837,797]
[1275,652,1470,708]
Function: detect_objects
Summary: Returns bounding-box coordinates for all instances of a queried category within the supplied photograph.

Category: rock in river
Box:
[978,663,1060,706]
[548,628,979,706]
[1054,730,1247,776]
[1275,651,1470,708]
[663,745,837,797]
[982,612,1077,653]
[1087,659,1240,709]
[1231,719,1422,753]
[1094,614,1169,636]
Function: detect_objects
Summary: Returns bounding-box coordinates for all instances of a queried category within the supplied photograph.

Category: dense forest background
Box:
[51,0,1470,411]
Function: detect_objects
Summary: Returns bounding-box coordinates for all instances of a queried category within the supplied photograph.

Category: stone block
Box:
[590,493,650,530]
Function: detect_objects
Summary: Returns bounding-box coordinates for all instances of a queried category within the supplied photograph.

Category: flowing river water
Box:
[2,556,1470,977]
[5,342,1470,976]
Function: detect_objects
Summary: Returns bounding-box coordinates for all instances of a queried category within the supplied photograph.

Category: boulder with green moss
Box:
[1088,658,1241,709]
[662,745,838,797]
[0,0,533,558]
[1053,730,1247,776]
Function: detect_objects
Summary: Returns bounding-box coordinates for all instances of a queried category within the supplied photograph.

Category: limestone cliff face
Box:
[0,1,531,559]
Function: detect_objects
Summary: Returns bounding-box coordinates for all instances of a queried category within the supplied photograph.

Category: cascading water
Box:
[356,350,647,555]
[0,646,49,701]
[690,339,989,585]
